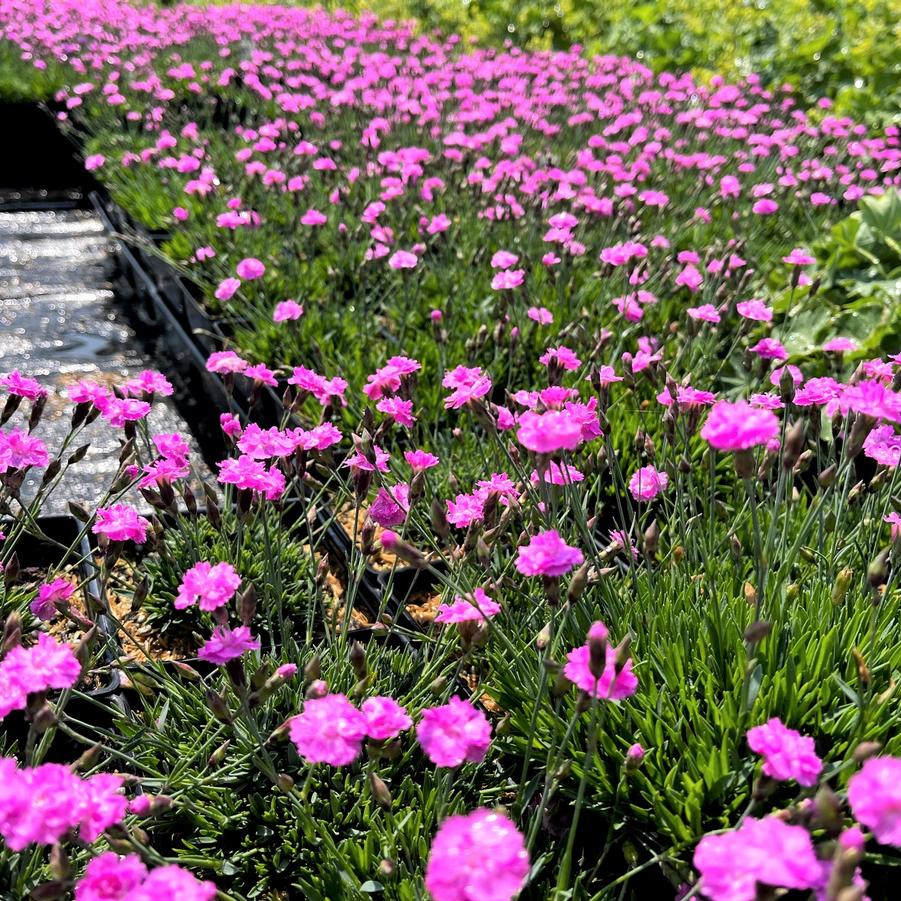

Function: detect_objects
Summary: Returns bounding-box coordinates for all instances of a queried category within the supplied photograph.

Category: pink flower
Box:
[75,852,147,900]
[446,493,485,529]
[823,337,857,352]
[220,413,243,438]
[197,626,260,665]
[388,250,418,269]
[361,697,413,741]
[435,588,501,623]
[288,366,348,406]
[527,306,553,325]
[273,300,304,322]
[425,808,529,901]
[443,366,492,410]
[750,338,787,361]
[848,756,901,846]
[214,278,241,301]
[84,154,105,171]
[863,425,901,467]
[0,429,49,472]
[564,622,638,700]
[491,250,519,269]
[516,530,584,578]
[675,264,703,292]
[79,773,129,843]
[783,248,816,266]
[539,346,581,371]
[417,697,491,767]
[31,578,75,621]
[490,269,524,290]
[217,456,285,499]
[289,694,368,766]
[752,198,779,215]
[124,370,173,398]
[342,444,390,474]
[376,396,415,427]
[695,817,821,900]
[206,351,247,374]
[235,257,265,280]
[92,505,148,543]
[129,865,217,901]
[175,561,241,611]
[701,401,780,452]
[746,718,822,786]
[0,634,82,720]
[0,371,47,400]
[687,304,721,324]
[301,208,327,226]
[842,380,901,423]
[628,465,669,501]
[244,364,278,387]
[368,485,410,527]
[736,299,773,322]
[517,410,583,454]
[405,449,439,471]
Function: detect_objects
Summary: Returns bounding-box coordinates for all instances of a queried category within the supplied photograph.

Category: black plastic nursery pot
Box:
[0,514,127,757]
[0,102,102,209]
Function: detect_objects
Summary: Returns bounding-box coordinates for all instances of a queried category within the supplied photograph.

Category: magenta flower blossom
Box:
[405,449,440,471]
[368,485,410,527]
[197,626,260,665]
[124,369,173,398]
[214,277,241,301]
[443,366,492,410]
[130,864,218,901]
[490,250,519,269]
[206,351,248,374]
[527,306,553,325]
[0,633,82,720]
[517,410,583,454]
[783,248,816,265]
[628,465,669,501]
[446,492,485,529]
[235,257,265,279]
[288,366,348,406]
[0,760,126,851]
[539,345,581,371]
[175,561,241,611]
[746,718,822,786]
[823,337,857,352]
[490,268,524,290]
[0,429,49,473]
[361,697,413,741]
[516,530,584,578]
[0,370,47,400]
[217,456,285,500]
[425,808,529,901]
[388,249,418,269]
[701,401,780,452]
[75,852,147,900]
[435,588,501,623]
[289,694,368,766]
[417,697,491,768]
[92,505,148,543]
[687,303,721,324]
[694,816,822,901]
[848,756,901,846]
[749,338,788,361]
[31,577,75,621]
[736,299,773,322]
[273,299,304,322]
[563,623,638,700]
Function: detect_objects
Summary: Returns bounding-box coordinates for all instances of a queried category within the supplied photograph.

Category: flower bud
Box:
[303,655,321,685]
[238,584,257,626]
[205,689,232,723]
[852,741,882,763]
[832,568,854,606]
[567,563,589,604]
[369,772,392,810]
[276,773,295,793]
[208,739,231,768]
[624,743,645,775]
[743,620,771,644]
